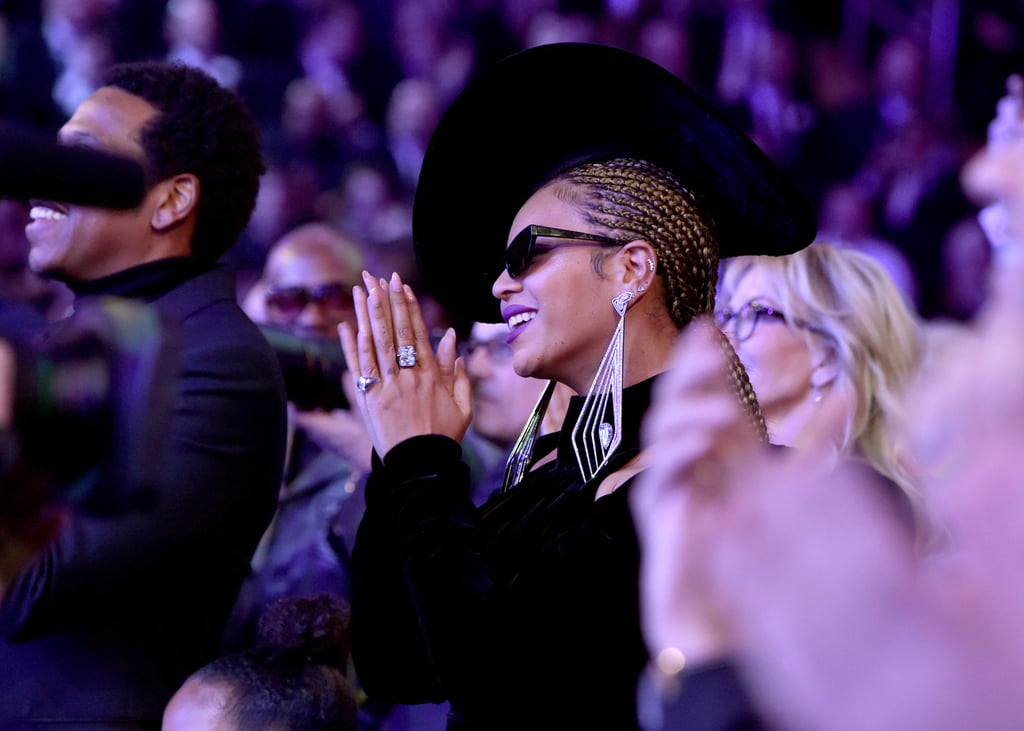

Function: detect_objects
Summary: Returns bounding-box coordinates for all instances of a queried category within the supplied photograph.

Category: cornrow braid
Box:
[558,158,718,327]
[714,324,769,443]
[552,157,768,443]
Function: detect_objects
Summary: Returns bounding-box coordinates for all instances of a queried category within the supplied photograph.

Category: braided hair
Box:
[550,157,768,441]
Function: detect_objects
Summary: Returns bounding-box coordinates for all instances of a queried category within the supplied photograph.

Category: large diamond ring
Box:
[396,345,417,368]
[356,375,380,393]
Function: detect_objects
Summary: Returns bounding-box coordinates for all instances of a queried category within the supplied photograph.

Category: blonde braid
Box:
[553,157,768,442]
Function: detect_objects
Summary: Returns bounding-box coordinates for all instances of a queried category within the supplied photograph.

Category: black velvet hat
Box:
[413,42,817,323]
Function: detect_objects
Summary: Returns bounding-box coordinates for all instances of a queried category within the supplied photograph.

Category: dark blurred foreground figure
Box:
[340,42,815,730]
[632,74,1024,731]
[163,592,358,731]
[0,60,287,728]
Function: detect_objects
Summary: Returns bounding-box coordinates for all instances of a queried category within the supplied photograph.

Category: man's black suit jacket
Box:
[0,263,288,728]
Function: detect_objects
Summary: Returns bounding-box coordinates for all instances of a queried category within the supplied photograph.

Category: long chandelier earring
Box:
[501,379,558,494]
[571,290,634,482]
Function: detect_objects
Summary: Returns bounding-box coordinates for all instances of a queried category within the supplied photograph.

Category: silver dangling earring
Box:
[501,379,558,493]
[571,290,634,482]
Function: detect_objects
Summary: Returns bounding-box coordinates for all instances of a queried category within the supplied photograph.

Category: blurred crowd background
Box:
[0,0,1020,325]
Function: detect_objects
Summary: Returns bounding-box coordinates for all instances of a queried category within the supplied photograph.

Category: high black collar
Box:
[66,257,210,303]
[550,376,657,480]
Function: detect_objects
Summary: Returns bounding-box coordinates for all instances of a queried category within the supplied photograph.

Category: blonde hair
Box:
[720,242,923,507]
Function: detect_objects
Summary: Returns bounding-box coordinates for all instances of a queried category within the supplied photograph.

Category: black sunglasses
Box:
[265,282,354,319]
[504,225,623,279]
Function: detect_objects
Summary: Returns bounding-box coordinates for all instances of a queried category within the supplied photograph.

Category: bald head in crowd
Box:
[256,222,364,340]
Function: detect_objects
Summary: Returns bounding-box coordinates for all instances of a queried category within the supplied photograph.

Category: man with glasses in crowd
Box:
[461,321,571,503]
[226,221,370,652]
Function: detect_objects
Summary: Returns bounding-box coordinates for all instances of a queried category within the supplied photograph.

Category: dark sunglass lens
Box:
[505,227,534,279]
[266,288,307,317]
[312,283,353,311]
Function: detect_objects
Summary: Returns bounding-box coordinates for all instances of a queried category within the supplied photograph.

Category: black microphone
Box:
[0,122,146,209]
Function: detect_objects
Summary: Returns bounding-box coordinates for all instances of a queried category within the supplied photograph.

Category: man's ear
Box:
[618,240,658,293]
[151,173,199,232]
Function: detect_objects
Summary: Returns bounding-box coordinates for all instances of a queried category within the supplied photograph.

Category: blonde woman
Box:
[717,242,923,520]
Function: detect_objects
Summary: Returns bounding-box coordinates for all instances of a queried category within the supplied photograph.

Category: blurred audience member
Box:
[163,0,241,90]
[293,0,400,132]
[633,15,692,88]
[717,242,923,517]
[384,77,443,197]
[817,181,918,307]
[226,221,366,651]
[939,214,992,320]
[232,156,322,278]
[389,0,476,104]
[40,0,119,116]
[854,35,974,317]
[164,592,358,731]
[320,160,413,250]
[461,321,572,503]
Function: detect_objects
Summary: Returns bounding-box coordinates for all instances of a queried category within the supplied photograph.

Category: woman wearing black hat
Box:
[338,43,815,730]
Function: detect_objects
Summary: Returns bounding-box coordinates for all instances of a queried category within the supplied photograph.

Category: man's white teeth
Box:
[30,207,67,221]
[507,312,536,329]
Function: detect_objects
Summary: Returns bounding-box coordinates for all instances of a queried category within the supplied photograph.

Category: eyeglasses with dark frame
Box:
[504,224,624,279]
[457,337,514,363]
[265,282,355,320]
[715,300,828,343]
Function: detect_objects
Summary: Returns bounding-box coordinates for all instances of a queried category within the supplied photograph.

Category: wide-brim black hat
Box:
[414,42,817,323]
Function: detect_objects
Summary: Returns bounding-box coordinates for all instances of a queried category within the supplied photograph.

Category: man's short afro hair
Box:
[103,61,265,262]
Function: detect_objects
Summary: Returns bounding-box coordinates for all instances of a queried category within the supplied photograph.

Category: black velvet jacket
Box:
[351,378,656,730]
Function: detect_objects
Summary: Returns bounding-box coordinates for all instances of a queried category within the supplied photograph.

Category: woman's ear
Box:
[810,348,841,390]
[619,240,657,293]
[151,173,199,232]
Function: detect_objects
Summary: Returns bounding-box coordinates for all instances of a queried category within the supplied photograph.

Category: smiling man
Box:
[1,61,288,728]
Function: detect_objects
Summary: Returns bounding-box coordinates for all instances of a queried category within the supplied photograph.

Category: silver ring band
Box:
[356,375,380,393]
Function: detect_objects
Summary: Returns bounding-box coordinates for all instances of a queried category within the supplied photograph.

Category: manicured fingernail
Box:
[361,271,376,292]
[390,272,401,290]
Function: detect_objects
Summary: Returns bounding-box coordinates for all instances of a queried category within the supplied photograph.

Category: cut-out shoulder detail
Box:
[596,451,649,500]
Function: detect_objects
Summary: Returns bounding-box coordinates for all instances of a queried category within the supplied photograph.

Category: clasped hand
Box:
[337,271,472,459]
